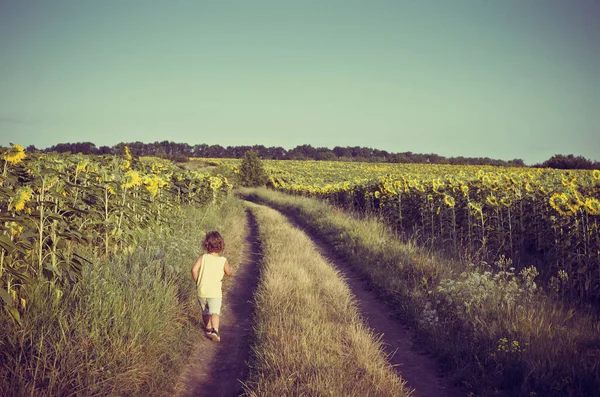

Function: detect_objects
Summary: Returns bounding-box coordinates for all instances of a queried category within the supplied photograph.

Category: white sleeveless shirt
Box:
[197,254,227,298]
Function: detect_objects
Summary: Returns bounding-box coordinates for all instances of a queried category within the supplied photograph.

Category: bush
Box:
[239,150,268,187]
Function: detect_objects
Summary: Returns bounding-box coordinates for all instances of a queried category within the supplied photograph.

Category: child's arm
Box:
[224,259,233,276]
[191,255,203,283]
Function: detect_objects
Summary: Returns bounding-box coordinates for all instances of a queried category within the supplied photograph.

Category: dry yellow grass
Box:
[240,187,600,396]
[242,202,410,397]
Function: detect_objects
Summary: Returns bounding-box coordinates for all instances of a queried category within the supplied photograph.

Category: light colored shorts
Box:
[198,297,222,315]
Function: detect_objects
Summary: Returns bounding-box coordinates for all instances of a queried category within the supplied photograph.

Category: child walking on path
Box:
[191,231,234,342]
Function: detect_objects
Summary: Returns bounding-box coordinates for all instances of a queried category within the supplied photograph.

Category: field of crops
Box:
[1,145,231,324]
[213,158,600,304]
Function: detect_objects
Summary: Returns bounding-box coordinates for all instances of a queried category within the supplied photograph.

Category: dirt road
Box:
[172,211,261,397]
[286,219,464,397]
[173,205,463,397]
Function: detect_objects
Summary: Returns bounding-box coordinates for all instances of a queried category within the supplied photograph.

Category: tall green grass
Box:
[0,197,247,396]
[241,188,600,397]
[242,201,409,397]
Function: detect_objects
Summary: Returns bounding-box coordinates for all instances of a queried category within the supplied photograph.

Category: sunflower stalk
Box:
[72,165,80,206]
[37,179,46,279]
[507,205,514,258]
[117,188,127,241]
[0,249,5,278]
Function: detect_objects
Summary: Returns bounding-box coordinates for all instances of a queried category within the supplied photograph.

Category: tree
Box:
[540,154,596,170]
[239,150,268,187]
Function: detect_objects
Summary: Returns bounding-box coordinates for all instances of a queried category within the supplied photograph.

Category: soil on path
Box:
[172,210,261,397]
[284,215,465,397]
[173,204,463,397]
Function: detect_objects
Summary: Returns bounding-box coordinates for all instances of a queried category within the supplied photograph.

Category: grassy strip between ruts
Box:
[240,188,600,397]
[242,201,410,397]
[0,197,247,397]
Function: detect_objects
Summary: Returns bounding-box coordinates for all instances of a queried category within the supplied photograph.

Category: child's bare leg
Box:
[202,314,212,330]
[211,314,220,331]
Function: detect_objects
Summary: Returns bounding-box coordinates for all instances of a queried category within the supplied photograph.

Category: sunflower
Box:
[121,170,141,189]
[584,197,600,215]
[443,194,456,208]
[525,183,534,193]
[76,160,89,173]
[209,176,223,190]
[469,202,483,213]
[563,192,582,213]
[124,146,133,160]
[143,174,161,197]
[432,178,445,193]
[6,221,23,237]
[120,160,131,170]
[549,193,573,216]
[593,170,600,180]
[568,186,585,206]
[106,184,116,195]
[500,197,512,207]
[460,184,469,197]
[509,173,521,185]
[486,195,499,207]
[3,143,26,165]
[9,186,33,212]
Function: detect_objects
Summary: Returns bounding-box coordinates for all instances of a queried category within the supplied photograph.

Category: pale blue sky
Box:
[0,0,598,164]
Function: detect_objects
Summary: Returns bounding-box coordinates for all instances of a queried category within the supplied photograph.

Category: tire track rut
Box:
[172,210,261,397]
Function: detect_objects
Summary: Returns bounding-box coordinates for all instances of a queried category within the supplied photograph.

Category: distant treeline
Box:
[16,141,599,169]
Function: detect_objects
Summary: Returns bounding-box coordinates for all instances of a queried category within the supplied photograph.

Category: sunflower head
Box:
[443,194,456,208]
[525,183,534,193]
[432,178,445,193]
[143,174,161,197]
[486,195,499,207]
[568,186,584,206]
[6,221,24,237]
[549,193,574,216]
[209,176,223,190]
[593,170,600,180]
[121,170,141,189]
[563,192,582,213]
[76,160,89,173]
[3,144,26,165]
[469,202,483,213]
[106,183,116,195]
[500,197,512,207]
[584,197,600,216]
[9,186,33,212]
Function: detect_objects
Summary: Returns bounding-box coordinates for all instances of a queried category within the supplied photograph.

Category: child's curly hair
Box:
[203,231,225,253]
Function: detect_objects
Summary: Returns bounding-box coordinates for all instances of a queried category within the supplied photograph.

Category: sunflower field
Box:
[0,145,232,324]
[212,158,600,304]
